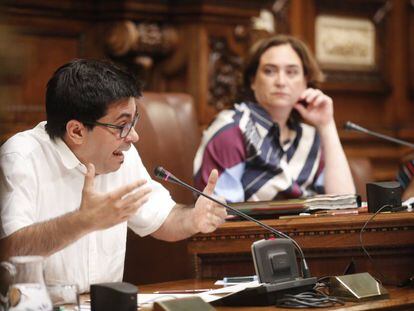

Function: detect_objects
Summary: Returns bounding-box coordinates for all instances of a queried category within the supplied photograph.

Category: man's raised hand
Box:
[80,163,152,230]
[192,169,227,233]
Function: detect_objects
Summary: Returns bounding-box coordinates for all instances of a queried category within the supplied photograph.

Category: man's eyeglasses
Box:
[84,112,139,139]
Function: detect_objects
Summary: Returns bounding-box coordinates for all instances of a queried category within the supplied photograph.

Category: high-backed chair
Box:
[134,92,201,204]
[348,156,374,201]
[123,93,200,285]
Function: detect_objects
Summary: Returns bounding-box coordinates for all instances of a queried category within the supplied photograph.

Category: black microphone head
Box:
[154,166,167,179]
[153,166,180,183]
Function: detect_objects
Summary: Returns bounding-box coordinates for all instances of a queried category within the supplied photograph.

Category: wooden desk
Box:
[139,278,414,310]
[188,212,414,285]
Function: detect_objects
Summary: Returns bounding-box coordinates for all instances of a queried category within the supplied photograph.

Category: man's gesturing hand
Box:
[192,169,227,233]
[80,163,152,230]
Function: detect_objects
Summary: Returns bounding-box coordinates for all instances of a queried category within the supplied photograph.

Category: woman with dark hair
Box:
[194,35,355,202]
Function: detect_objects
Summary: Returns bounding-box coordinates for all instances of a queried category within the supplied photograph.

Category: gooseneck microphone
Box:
[154,166,312,279]
[344,121,414,148]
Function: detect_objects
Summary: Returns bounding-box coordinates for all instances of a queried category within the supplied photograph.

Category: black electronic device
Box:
[90,282,137,311]
[154,166,317,306]
[252,239,299,284]
[366,181,402,213]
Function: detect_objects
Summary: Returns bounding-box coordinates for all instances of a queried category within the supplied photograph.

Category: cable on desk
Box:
[275,290,345,308]
[359,204,392,284]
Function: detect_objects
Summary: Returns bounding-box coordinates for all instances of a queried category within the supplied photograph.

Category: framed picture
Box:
[312,0,391,93]
[315,15,376,71]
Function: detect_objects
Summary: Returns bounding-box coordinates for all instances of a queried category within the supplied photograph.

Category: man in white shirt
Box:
[0,59,227,292]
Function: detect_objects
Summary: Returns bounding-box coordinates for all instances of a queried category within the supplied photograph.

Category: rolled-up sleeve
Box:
[126,150,175,236]
[0,153,37,237]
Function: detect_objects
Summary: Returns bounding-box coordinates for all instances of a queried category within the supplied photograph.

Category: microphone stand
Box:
[344,121,414,149]
[154,166,311,279]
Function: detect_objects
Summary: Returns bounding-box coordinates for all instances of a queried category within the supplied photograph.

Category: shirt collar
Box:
[244,102,301,143]
[246,102,274,131]
[54,136,86,173]
[246,101,301,130]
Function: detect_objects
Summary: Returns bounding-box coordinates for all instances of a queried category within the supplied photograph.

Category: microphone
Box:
[344,121,414,148]
[154,166,312,279]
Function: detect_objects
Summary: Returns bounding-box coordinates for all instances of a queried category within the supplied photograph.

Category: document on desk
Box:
[139,281,260,308]
[227,194,361,217]
[207,280,259,294]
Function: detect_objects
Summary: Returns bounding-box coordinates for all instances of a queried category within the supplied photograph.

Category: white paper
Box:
[138,282,261,308]
[138,292,221,308]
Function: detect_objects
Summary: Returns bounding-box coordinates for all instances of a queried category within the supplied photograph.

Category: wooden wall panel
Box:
[402,0,414,130]
[0,9,88,141]
[2,33,79,128]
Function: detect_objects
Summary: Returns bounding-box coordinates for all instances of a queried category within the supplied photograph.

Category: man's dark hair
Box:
[45,59,142,140]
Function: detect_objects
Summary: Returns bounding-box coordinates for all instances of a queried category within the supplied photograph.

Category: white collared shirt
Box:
[0,122,175,292]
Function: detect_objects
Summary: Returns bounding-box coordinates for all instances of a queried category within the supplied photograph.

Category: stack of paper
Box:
[305,194,361,210]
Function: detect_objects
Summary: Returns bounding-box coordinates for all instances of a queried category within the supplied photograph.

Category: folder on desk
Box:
[228,194,361,217]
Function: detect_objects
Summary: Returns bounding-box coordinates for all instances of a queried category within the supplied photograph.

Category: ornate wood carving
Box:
[271,0,291,34]
[105,21,179,70]
[208,37,243,110]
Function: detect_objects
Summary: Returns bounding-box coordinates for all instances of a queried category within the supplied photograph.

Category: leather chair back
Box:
[135,92,201,204]
[124,92,199,285]
[348,156,373,201]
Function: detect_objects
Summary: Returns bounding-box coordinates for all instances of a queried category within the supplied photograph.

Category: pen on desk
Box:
[329,210,359,216]
[313,209,359,216]
[279,213,322,219]
[153,289,213,294]
[280,210,360,219]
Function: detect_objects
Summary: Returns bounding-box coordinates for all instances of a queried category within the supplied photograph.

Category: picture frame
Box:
[315,15,376,72]
[312,0,391,93]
